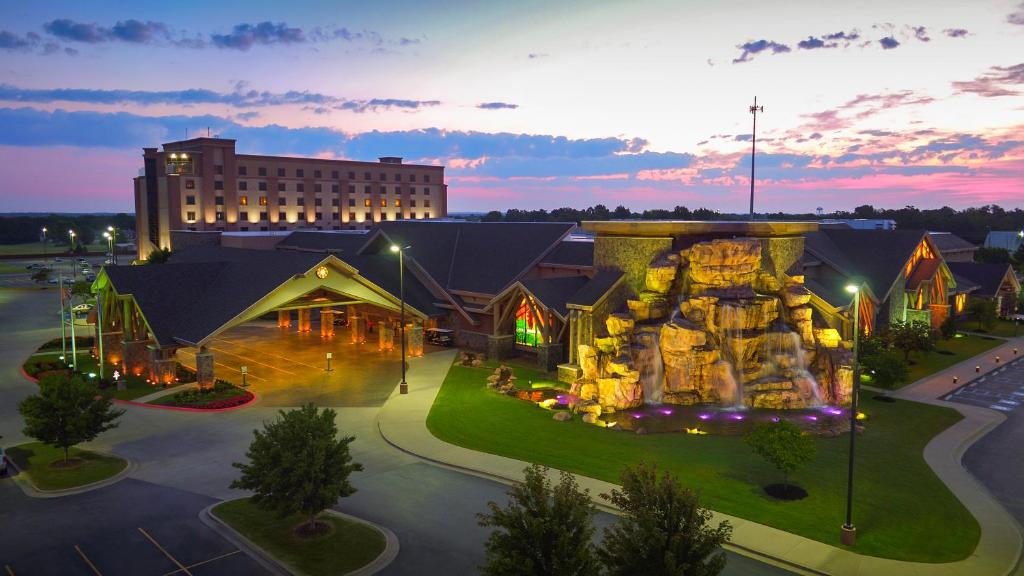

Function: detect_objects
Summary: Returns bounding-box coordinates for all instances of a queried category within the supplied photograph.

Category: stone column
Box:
[321,309,334,337]
[297,308,311,332]
[195,345,215,390]
[278,309,291,329]
[407,321,424,357]
[148,345,177,385]
[122,338,150,378]
[101,330,124,368]
[537,343,565,372]
[379,322,395,351]
[350,313,366,344]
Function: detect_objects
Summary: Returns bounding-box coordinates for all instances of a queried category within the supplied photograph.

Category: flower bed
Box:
[149,379,253,410]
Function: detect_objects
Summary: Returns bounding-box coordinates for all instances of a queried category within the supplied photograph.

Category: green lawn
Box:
[0,242,107,255]
[0,262,26,274]
[7,442,127,491]
[427,361,979,562]
[212,498,386,576]
[965,319,1023,338]
[903,333,1004,386]
[23,351,157,401]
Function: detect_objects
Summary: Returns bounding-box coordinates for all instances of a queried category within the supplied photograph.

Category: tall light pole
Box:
[748,96,764,221]
[103,231,113,265]
[68,230,77,283]
[841,283,862,546]
[390,244,411,394]
[107,225,117,265]
[41,227,48,263]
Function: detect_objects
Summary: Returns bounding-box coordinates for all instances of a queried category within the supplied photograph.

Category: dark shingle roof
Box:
[541,240,594,267]
[946,262,1016,297]
[567,269,625,308]
[804,277,853,310]
[364,221,575,295]
[928,232,976,255]
[950,271,981,294]
[276,231,370,253]
[520,276,591,317]
[804,229,928,300]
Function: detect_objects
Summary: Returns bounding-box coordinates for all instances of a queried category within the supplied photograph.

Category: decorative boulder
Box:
[607,354,634,377]
[597,372,643,409]
[627,299,651,322]
[814,328,842,348]
[715,297,779,331]
[606,313,635,337]
[781,284,812,308]
[644,258,679,293]
[582,412,600,425]
[553,411,572,422]
[594,337,618,355]
[578,345,599,380]
[687,238,762,288]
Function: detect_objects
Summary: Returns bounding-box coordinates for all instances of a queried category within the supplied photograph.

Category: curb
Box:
[7,450,136,499]
[114,390,258,413]
[200,499,399,576]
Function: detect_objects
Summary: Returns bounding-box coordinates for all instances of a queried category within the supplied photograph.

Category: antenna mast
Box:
[748,96,764,221]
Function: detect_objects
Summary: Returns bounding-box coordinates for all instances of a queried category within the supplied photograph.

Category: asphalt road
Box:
[0,288,794,575]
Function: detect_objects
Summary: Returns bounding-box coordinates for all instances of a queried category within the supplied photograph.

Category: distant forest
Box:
[0,214,135,246]
[479,204,1024,245]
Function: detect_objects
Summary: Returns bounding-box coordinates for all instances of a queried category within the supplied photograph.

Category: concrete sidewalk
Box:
[378,349,1023,576]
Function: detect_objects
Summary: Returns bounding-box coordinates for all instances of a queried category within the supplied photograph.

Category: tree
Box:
[939,311,958,340]
[30,268,51,283]
[146,247,172,264]
[599,462,732,576]
[231,404,363,536]
[974,247,1011,264]
[18,374,124,464]
[888,320,935,361]
[71,280,92,302]
[477,465,598,576]
[967,297,997,330]
[745,420,816,497]
[860,348,910,388]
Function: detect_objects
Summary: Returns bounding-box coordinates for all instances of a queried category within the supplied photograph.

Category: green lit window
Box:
[514,298,544,347]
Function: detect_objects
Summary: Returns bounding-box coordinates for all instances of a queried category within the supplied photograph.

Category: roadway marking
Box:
[212,361,268,382]
[990,405,1014,412]
[207,344,301,376]
[212,337,329,372]
[138,527,192,576]
[74,545,102,576]
[162,550,242,576]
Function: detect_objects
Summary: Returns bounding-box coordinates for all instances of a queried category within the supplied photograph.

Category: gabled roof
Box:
[362,221,575,295]
[803,229,931,301]
[540,240,594,267]
[946,262,1019,297]
[928,232,976,255]
[906,258,941,291]
[567,269,626,309]
[519,276,592,317]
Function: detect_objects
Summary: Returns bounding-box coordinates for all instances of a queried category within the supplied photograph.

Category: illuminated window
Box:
[259,196,267,206]
[380,198,387,207]
[239,195,248,206]
[394,199,401,207]
[955,293,967,313]
[186,211,196,221]
[185,180,195,189]
[364,198,372,207]
[515,298,544,347]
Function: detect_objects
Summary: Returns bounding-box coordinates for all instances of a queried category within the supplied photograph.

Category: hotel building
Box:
[133,137,447,260]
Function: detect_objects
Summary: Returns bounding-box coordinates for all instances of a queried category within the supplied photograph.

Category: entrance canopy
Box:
[95,245,437,348]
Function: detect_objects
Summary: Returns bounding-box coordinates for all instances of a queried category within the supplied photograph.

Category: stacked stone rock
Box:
[573,238,853,411]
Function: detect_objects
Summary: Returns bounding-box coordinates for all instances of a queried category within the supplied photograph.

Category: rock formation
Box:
[573,237,854,410]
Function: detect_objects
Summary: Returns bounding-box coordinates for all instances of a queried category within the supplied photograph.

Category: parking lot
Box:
[943,353,1024,412]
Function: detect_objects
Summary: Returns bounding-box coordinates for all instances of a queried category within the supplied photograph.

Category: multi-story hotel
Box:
[133,137,447,260]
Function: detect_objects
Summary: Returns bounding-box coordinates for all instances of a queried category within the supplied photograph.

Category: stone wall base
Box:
[122,339,150,378]
[487,334,514,360]
[536,343,564,372]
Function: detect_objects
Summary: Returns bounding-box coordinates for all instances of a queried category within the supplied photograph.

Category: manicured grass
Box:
[0,262,26,274]
[7,442,126,491]
[427,361,979,562]
[212,498,386,576]
[23,351,156,401]
[903,333,1004,386]
[966,319,1023,338]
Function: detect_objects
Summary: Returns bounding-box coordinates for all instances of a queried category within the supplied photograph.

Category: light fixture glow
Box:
[390,244,400,253]
[845,284,858,294]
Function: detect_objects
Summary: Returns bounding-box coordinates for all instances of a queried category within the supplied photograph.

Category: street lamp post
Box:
[41,227,48,263]
[68,230,77,283]
[107,226,117,265]
[390,244,411,394]
[842,283,861,546]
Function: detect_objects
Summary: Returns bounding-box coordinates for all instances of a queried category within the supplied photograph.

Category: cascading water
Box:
[634,330,664,405]
[717,303,746,408]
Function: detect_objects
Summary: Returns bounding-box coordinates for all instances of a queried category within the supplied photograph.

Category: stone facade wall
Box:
[458,329,489,352]
[593,236,672,296]
[486,334,514,360]
[760,237,805,278]
[905,308,931,326]
[536,343,564,371]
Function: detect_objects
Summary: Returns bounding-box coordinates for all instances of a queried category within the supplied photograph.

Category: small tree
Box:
[745,420,816,497]
[31,268,51,283]
[888,320,935,361]
[18,374,124,464]
[146,247,172,264]
[599,462,732,576]
[71,280,92,302]
[231,404,362,536]
[861,348,910,388]
[967,297,997,330]
[477,465,598,576]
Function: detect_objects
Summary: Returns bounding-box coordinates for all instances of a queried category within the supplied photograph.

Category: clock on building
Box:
[315,265,329,279]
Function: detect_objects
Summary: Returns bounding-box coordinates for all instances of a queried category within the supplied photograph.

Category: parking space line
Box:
[213,337,326,372]
[138,528,192,576]
[212,360,268,382]
[207,344,300,376]
[74,545,102,576]
[162,550,242,576]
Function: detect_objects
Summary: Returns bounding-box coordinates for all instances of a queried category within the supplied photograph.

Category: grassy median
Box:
[903,333,1004,386]
[7,442,127,491]
[427,361,979,562]
[212,498,385,575]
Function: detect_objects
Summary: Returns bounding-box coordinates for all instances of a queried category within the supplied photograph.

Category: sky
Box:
[0,0,1022,214]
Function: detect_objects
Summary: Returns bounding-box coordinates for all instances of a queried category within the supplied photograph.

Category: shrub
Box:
[862,348,911,389]
[745,420,817,496]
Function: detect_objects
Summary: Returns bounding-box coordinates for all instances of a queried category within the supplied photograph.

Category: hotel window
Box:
[216,211,224,221]
[297,197,305,206]
[424,211,431,218]
[331,198,339,206]
[365,211,372,221]
[258,182,267,191]
[348,171,355,179]
[259,211,268,220]
[424,175,431,183]
[364,185,371,193]
[314,169,322,178]
[425,200,431,208]
[395,173,402,182]
[332,170,339,179]
[278,226,287,231]
[396,213,403,220]
[349,212,356,221]
[410,174,417,182]
[349,198,356,207]
[277,168,285,177]
[238,166,247,176]
[258,167,267,176]
[411,212,417,219]
[410,199,417,207]
[239,195,248,206]
[214,180,224,190]
[314,198,322,206]
[278,182,286,192]
[215,196,224,205]
[239,211,248,220]
[278,197,287,206]
[315,183,322,193]
[296,183,304,192]
[185,179,195,189]
[379,172,386,181]
[348,185,355,193]
[214,165,224,175]
[186,211,196,221]
[331,184,339,193]
[380,198,387,207]
[424,187,431,194]
[315,212,323,220]
[239,181,248,191]
[278,211,287,220]
[259,196,267,206]
[296,169,304,178]
[394,199,401,207]
[166,156,193,176]
[364,198,372,207]
[185,195,196,205]
[410,187,417,194]
[515,298,544,346]
[364,172,371,180]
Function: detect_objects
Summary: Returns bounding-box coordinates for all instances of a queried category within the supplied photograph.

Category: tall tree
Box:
[19,374,124,463]
[599,462,732,576]
[967,298,997,330]
[231,404,362,535]
[888,320,935,361]
[477,464,598,576]
[146,247,172,264]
